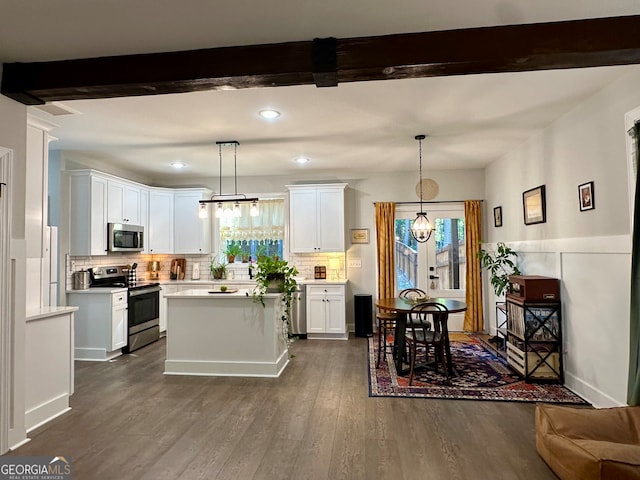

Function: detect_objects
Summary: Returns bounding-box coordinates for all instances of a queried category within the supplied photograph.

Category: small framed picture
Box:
[493,206,503,227]
[351,228,369,244]
[523,185,546,225]
[578,181,595,211]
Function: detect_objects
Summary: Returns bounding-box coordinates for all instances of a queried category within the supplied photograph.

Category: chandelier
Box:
[410,134,433,242]
[198,140,259,219]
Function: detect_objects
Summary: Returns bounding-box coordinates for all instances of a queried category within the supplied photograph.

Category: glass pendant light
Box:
[198,140,259,218]
[410,134,433,243]
[250,201,259,217]
[198,203,208,219]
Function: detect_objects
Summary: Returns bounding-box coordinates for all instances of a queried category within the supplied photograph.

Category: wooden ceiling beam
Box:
[3,15,640,105]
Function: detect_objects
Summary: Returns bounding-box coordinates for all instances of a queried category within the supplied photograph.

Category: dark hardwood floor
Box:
[9,336,557,480]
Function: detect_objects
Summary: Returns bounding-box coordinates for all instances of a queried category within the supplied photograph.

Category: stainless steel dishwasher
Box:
[289,283,307,337]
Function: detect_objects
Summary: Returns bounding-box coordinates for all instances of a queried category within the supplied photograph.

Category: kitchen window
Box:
[217,198,285,259]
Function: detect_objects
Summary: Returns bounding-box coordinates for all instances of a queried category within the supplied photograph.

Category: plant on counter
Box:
[478,242,520,297]
[225,242,242,263]
[252,256,298,335]
[256,243,269,262]
[210,258,227,280]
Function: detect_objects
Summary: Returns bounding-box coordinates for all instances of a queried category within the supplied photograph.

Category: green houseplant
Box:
[210,258,227,280]
[478,242,520,297]
[256,243,269,262]
[225,243,242,263]
[252,256,298,332]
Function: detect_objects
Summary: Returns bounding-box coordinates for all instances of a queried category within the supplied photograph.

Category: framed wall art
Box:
[578,181,595,211]
[351,228,369,244]
[523,185,546,225]
[493,206,503,227]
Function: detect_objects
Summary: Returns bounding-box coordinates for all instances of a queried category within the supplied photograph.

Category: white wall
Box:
[0,94,29,450]
[484,68,640,406]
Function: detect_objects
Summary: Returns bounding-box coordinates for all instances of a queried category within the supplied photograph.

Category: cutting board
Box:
[170,258,186,280]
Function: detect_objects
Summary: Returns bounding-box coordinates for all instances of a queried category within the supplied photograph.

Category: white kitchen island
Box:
[164,289,289,377]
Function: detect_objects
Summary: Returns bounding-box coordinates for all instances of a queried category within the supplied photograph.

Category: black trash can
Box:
[354,294,373,337]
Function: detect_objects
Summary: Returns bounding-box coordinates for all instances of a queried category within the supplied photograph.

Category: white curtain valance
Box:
[219,199,284,242]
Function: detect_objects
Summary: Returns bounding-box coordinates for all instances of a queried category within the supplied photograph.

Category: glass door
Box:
[425,209,466,299]
[395,204,466,300]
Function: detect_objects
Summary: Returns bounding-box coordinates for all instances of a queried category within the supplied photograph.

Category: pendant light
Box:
[410,134,433,243]
[198,140,259,218]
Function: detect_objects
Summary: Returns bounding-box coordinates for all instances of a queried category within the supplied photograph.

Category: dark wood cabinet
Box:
[505,276,562,382]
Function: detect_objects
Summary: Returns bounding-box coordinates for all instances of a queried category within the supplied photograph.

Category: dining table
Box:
[375,296,468,376]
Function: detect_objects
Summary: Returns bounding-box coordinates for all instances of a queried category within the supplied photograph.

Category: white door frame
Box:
[0,147,13,454]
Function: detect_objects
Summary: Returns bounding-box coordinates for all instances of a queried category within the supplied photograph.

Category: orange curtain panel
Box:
[463,200,484,332]
[375,202,396,299]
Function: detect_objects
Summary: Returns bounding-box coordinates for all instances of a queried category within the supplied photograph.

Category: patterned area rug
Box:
[368,333,588,403]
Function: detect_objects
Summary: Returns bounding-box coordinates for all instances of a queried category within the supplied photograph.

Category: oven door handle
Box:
[129,286,162,296]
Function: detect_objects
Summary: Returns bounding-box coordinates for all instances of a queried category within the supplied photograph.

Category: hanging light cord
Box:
[416,134,426,213]
[234,141,238,195]
[218,142,223,196]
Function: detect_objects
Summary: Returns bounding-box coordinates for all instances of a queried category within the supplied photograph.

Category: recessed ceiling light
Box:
[171,161,187,169]
[295,157,310,165]
[259,109,281,120]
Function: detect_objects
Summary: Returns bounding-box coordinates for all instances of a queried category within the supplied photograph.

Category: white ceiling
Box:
[3,0,640,183]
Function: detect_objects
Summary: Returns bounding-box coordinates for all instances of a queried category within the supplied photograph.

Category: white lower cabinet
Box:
[111,292,128,350]
[306,284,346,338]
[159,284,179,333]
[68,290,128,360]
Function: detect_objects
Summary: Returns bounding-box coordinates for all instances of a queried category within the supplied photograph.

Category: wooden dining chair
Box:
[376,309,399,367]
[399,288,426,300]
[400,287,431,331]
[405,302,450,386]
[376,288,428,368]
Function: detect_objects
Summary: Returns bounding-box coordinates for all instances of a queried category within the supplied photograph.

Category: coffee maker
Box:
[148,261,160,280]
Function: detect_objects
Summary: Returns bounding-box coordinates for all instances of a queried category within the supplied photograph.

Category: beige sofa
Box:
[535,404,640,480]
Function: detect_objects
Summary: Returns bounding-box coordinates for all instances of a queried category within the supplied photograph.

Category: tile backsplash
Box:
[67,251,346,289]
[66,253,224,289]
[289,252,346,280]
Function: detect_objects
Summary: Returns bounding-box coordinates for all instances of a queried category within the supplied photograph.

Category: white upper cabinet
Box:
[67,169,213,255]
[107,179,145,225]
[173,189,211,254]
[140,188,149,253]
[148,188,174,254]
[287,184,347,253]
[68,171,108,256]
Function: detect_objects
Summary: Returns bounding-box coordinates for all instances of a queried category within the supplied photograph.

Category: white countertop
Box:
[160,279,257,286]
[67,287,128,294]
[26,305,79,322]
[165,288,281,299]
[300,279,348,285]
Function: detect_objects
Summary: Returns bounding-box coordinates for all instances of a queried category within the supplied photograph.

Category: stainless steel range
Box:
[89,265,161,353]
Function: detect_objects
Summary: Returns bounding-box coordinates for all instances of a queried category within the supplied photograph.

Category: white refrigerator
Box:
[42,225,58,306]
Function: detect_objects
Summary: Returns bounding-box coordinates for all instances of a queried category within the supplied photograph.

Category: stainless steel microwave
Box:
[108,223,144,252]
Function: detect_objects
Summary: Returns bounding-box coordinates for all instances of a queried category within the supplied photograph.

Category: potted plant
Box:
[210,258,227,280]
[225,243,242,263]
[478,242,520,297]
[252,256,298,332]
[256,243,269,262]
